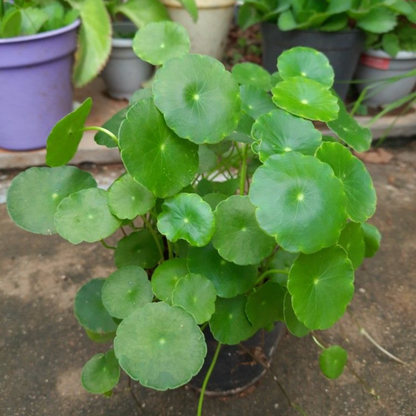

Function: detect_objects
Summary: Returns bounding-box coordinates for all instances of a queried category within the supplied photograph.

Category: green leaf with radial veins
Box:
[82,349,120,394]
[114,302,206,390]
[6,166,96,235]
[119,98,199,198]
[315,142,376,222]
[327,97,372,152]
[188,244,257,298]
[361,223,381,258]
[46,98,92,167]
[232,62,271,91]
[108,174,156,220]
[356,8,397,34]
[209,295,256,345]
[272,77,339,122]
[152,258,189,304]
[283,292,309,337]
[75,279,118,333]
[277,47,334,88]
[133,22,190,65]
[153,54,241,144]
[338,222,365,270]
[287,245,354,330]
[115,0,169,29]
[246,282,286,329]
[71,0,111,87]
[240,85,276,120]
[157,193,215,247]
[251,109,322,162]
[102,266,153,319]
[212,195,275,265]
[54,188,121,244]
[95,106,128,149]
[172,273,217,324]
[269,249,299,287]
[319,346,347,379]
[249,152,347,254]
[115,230,162,269]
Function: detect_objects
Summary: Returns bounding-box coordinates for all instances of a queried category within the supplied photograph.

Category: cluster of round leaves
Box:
[6,22,382,393]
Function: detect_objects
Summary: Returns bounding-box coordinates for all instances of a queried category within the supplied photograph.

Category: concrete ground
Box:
[1,141,415,416]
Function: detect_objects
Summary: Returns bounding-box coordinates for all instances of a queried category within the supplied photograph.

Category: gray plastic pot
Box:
[355,49,416,108]
[261,23,365,99]
[101,22,153,100]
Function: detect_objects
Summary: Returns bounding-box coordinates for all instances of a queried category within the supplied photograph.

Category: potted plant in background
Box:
[6,21,381,415]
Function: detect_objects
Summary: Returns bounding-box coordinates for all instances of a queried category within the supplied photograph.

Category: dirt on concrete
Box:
[1,141,415,416]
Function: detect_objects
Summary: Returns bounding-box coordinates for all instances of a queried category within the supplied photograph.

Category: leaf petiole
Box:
[255,269,289,286]
[81,126,119,145]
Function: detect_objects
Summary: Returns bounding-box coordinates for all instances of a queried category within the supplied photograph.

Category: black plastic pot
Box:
[189,323,285,396]
[261,23,365,99]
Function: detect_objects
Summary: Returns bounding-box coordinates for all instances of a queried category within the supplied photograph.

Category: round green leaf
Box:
[152,258,189,304]
[232,62,271,91]
[246,282,286,329]
[55,188,121,244]
[249,152,347,254]
[251,109,322,162]
[114,302,207,390]
[157,193,215,247]
[188,244,257,298]
[288,245,355,330]
[198,145,217,174]
[315,142,376,223]
[7,166,96,235]
[240,85,276,120]
[361,223,381,258]
[283,293,310,337]
[133,21,190,65]
[209,295,256,345]
[108,174,156,220]
[81,350,120,394]
[172,273,217,324]
[356,8,397,34]
[119,98,199,198]
[269,249,299,287]
[338,222,365,270]
[277,47,334,88]
[102,266,153,319]
[319,346,348,379]
[85,329,116,344]
[272,77,339,122]
[212,195,275,265]
[75,278,118,333]
[115,230,162,269]
[202,193,228,210]
[153,54,241,144]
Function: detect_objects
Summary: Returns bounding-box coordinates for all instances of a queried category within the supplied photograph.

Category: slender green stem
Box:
[239,144,248,196]
[120,226,127,237]
[81,126,118,145]
[100,239,116,250]
[142,215,164,262]
[255,269,289,286]
[197,342,222,416]
[200,322,208,332]
[167,239,173,259]
[311,334,326,350]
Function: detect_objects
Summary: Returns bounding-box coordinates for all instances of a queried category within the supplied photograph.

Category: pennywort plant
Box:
[7,21,381,410]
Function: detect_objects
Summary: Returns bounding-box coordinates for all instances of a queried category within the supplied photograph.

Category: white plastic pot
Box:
[355,49,416,108]
[162,0,235,60]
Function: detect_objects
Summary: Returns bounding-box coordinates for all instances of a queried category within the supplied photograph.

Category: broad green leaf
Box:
[7,166,96,235]
[72,0,112,87]
[95,107,128,149]
[319,346,347,379]
[20,8,48,35]
[272,77,339,122]
[108,174,156,220]
[202,193,228,210]
[213,179,239,196]
[177,0,198,21]
[320,13,348,31]
[356,8,397,34]
[240,85,276,120]
[133,21,190,65]
[152,258,189,304]
[338,222,365,269]
[42,1,65,32]
[75,278,118,333]
[361,223,381,258]
[1,9,21,37]
[102,266,153,319]
[382,33,400,57]
[251,109,322,162]
[188,244,257,298]
[278,9,298,30]
[119,98,199,198]
[114,302,206,390]
[249,152,347,254]
[46,98,92,167]
[269,249,299,287]
[209,295,256,345]
[228,113,255,144]
[55,188,121,244]
[212,195,275,265]
[81,350,120,394]
[85,329,116,343]
[157,193,215,247]
[198,146,217,174]
[115,230,162,269]
[172,273,217,324]
[232,62,271,91]
[315,142,376,222]
[129,87,153,104]
[287,246,354,330]
[283,293,309,337]
[153,54,241,144]
[246,282,286,329]
[270,71,283,87]
[237,3,263,30]
[327,98,372,152]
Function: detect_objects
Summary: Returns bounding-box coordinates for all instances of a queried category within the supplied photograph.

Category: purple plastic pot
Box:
[0,20,80,151]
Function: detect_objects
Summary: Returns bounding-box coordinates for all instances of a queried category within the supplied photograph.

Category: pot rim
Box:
[0,19,80,45]
[261,22,363,34]
[364,49,416,60]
